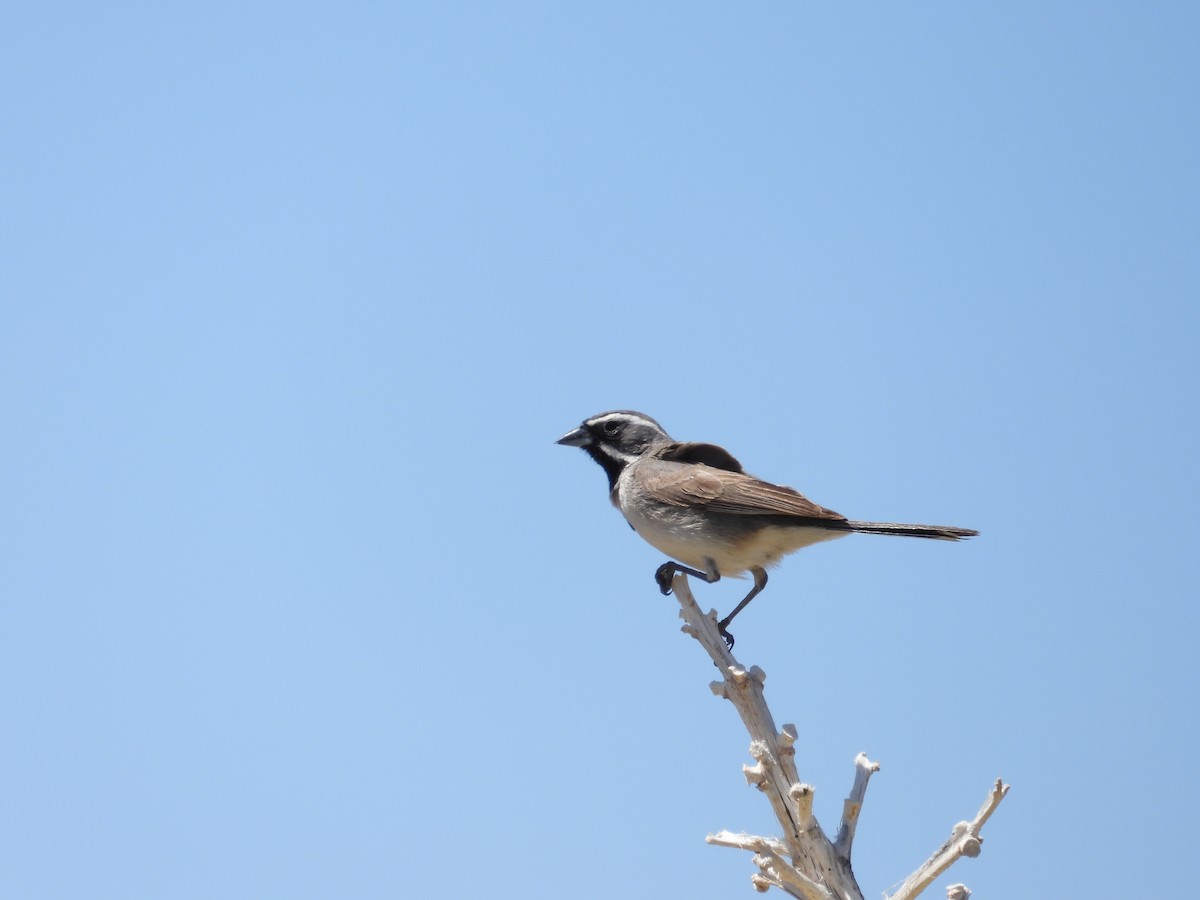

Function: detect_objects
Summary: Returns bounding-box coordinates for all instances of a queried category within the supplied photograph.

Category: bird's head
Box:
[557,410,672,489]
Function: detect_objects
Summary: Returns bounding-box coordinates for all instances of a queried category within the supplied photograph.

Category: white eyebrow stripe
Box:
[586,411,662,430]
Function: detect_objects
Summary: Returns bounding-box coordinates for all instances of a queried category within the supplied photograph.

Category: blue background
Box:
[3,2,1197,897]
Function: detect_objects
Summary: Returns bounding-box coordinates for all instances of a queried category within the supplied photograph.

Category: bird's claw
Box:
[654,563,675,595]
[719,625,735,650]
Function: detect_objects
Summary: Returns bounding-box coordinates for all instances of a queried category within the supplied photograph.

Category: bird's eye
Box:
[602,420,620,435]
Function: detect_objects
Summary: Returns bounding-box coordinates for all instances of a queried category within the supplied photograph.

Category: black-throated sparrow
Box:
[557,410,977,647]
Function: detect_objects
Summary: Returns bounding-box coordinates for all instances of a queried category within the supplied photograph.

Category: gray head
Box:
[557,410,672,490]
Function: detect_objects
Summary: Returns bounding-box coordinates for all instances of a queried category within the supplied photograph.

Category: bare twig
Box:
[885,779,1010,900]
[673,573,863,899]
[833,752,880,861]
[670,572,1008,899]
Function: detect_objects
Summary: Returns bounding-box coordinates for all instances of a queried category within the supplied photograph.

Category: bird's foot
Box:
[718,618,735,650]
[654,563,676,595]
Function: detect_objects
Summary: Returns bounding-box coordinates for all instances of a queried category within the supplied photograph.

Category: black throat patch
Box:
[583,443,627,495]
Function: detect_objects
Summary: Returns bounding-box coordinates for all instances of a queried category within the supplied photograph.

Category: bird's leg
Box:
[716,567,768,649]
[655,558,721,596]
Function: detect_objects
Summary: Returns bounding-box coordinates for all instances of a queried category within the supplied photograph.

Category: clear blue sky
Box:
[2,2,1197,897]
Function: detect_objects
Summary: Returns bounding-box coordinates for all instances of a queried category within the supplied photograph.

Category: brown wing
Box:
[635,457,847,522]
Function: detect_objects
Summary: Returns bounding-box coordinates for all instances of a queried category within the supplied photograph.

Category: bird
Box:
[557,410,977,647]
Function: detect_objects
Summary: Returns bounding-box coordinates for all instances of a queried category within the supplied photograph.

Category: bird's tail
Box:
[845,521,978,541]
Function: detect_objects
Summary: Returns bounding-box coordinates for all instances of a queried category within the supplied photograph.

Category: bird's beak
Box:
[556,425,591,447]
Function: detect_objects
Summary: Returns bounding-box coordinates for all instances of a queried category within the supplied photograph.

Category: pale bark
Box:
[671,573,1008,899]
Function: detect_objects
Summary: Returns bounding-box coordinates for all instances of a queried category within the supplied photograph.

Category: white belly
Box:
[620,501,847,576]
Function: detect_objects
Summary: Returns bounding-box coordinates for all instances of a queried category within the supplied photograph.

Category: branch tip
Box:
[854,751,880,773]
[743,762,767,787]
